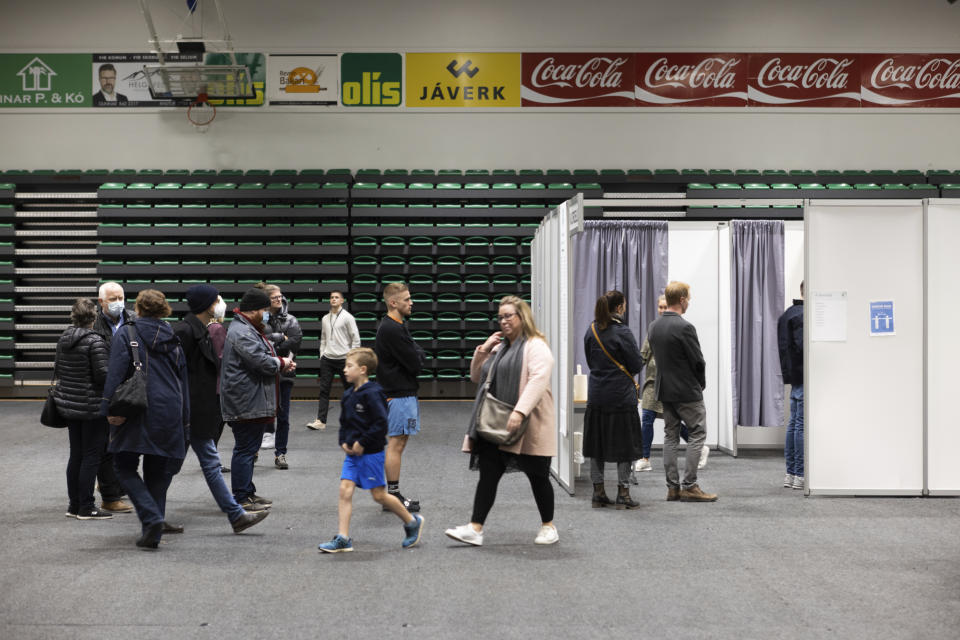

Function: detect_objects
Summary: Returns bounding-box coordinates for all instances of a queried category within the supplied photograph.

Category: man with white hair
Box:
[91,282,135,514]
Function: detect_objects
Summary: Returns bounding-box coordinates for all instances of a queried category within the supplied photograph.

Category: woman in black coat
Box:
[56,298,112,520]
[582,290,645,510]
[102,289,190,549]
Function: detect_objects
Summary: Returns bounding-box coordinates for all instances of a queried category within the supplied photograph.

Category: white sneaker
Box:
[698,446,710,469]
[634,458,653,472]
[260,432,275,450]
[792,475,804,490]
[784,473,794,488]
[534,523,559,545]
[445,524,483,546]
[306,419,325,431]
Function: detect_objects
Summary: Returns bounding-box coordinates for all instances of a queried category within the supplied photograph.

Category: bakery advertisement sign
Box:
[861,54,960,107]
[267,54,338,106]
[521,53,634,106]
[635,53,748,106]
[748,54,860,107]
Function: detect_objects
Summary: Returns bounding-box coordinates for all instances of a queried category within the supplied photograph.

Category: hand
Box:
[341,443,351,455]
[350,442,364,455]
[507,410,524,433]
[481,331,503,353]
[107,416,126,426]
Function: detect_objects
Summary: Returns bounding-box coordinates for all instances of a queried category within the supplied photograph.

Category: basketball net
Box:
[187,93,216,134]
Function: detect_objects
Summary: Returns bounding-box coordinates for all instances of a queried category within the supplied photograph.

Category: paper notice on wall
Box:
[811,291,847,342]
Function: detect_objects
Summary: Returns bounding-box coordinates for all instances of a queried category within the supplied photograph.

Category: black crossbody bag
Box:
[108,324,148,418]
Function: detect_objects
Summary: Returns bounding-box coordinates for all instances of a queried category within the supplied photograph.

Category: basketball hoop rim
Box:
[187,93,216,127]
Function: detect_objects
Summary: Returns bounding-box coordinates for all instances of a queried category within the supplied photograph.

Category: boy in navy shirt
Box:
[318,348,424,553]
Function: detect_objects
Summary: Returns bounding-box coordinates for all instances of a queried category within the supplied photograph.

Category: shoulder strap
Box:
[591,322,640,400]
[125,323,144,373]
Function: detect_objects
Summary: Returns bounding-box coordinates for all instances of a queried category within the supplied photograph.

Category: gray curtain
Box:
[573,220,668,373]
[731,219,785,426]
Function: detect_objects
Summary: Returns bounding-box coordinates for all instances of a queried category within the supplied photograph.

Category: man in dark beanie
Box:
[220,287,296,511]
[172,285,269,533]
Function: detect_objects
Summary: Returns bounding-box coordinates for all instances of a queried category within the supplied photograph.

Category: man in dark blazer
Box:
[647,281,718,502]
[171,284,269,534]
[92,64,128,106]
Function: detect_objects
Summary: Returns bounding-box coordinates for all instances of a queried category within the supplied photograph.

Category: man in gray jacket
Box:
[221,288,296,511]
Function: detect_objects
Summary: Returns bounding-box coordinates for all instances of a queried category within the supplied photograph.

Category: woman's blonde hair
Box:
[498,295,545,340]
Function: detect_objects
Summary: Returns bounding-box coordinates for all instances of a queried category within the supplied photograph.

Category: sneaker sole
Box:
[318,546,353,553]
[679,496,719,502]
[77,514,113,520]
[65,512,77,518]
[444,530,482,546]
[535,536,559,545]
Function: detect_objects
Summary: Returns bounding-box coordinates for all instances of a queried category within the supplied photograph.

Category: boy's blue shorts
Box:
[340,450,386,490]
[387,396,421,436]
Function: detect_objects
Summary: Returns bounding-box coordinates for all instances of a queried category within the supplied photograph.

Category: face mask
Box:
[213,301,226,320]
[107,300,124,317]
[262,311,271,325]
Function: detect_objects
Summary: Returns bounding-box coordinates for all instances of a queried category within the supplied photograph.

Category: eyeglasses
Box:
[497,312,517,322]
[269,295,283,301]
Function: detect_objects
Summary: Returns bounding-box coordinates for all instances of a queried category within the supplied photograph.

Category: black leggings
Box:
[471,442,554,525]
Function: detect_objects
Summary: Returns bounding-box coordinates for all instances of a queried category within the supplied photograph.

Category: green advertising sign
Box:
[0,54,91,108]
[341,53,402,107]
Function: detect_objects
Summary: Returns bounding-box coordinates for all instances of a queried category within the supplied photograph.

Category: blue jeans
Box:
[640,409,656,459]
[785,384,804,477]
[192,438,246,522]
[230,421,266,502]
[114,451,170,533]
[275,380,293,456]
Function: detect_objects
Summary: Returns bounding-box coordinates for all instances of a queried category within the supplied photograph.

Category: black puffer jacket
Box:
[54,326,110,420]
[265,298,302,380]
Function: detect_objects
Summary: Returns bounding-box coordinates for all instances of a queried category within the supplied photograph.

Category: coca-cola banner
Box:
[521,53,635,106]
[748,54,860,107]
[635,53,748,106]
[861,54,960,107]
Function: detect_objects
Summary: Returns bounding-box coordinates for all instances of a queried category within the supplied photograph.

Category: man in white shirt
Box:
[307,291,360,430]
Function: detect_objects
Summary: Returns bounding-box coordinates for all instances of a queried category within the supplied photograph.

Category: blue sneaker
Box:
[402,514,424,549]
[318,534,353,553]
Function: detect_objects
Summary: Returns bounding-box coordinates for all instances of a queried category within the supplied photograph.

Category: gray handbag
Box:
[475,350,529,446]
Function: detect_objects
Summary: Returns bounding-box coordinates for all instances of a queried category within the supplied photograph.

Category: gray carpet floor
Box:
[2,399,959,640]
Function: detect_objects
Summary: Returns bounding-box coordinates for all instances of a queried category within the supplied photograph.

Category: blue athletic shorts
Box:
[387,396,421,437]
[340,450,386,490]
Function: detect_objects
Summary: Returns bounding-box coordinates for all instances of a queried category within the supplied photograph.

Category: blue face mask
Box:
[262,311,271,324]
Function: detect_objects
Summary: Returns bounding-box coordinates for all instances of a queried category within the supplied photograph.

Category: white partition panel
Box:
[806,200,924,495]
[717,223,735,455]
[925,199,960,495]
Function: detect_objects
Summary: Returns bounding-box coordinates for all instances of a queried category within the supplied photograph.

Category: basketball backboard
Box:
[141,63,254,100]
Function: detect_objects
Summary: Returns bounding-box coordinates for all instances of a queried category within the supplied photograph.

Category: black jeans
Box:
[66,418,106,513]
[471,439,554,525]
[316,356,346,422]
[93,416,124,502]
[114,452,171,532]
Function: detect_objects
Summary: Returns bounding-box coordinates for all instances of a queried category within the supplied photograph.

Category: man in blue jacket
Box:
[777,281,804,490]
[220,288,296,511]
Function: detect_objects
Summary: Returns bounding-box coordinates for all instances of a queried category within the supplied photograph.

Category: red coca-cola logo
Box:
[748,54,860,107]
[862,54,960,107]
[521,53,635,106]
[635,53,747,106]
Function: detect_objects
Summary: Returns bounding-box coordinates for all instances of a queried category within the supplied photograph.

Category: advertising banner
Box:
[748,53,860,107]
[406,52,520,107]
[91,53,201,107]
[267,54,338,106]
[861,54,960,107]
[340,53,402,107]
[635,53,748,106]
[204,53,265,106]
[521,53,634,106]
[0,54,91,108]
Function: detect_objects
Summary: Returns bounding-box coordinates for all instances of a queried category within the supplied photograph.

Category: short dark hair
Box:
[330,290,345,299]
[98,63,117,76]
[135,289,172,319]
[70,298,98,328]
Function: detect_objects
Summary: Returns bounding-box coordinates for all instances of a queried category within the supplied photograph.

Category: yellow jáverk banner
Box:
[407,53,520,107]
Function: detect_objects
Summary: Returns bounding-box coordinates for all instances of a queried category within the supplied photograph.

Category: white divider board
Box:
[717,223,735,455]
[925,199,960,494]
[805,200,924,495]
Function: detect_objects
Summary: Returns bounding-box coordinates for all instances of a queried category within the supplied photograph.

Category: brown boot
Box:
[666,487,681,501]
[101,499,133,513]
[592,483,613,508]
[615,486,640,510]
[679,484,718,502]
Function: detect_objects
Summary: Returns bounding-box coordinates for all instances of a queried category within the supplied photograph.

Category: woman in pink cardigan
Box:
[445,295,558,546]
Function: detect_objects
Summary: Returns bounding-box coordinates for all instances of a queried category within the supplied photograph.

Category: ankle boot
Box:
[592,483,613,508]
[615,486,641,510]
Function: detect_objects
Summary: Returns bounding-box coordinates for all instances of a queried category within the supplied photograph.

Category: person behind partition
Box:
[445,296,559,546]
[374,282,425,512]
[646,281,717,503]
[92,64,129,106]
[317,348,424,553]
[778,281,804,490]
[101,290,189,549]
[307,291,360,431]
[56,298,111,521]
[582,290,645,510]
